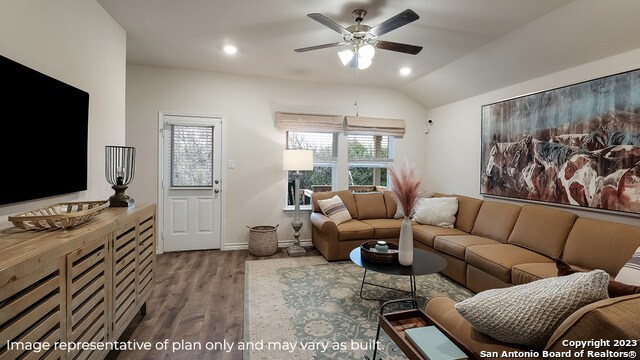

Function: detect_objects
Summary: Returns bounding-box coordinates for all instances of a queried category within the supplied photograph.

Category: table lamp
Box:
[105,145,136,207]
[283,149,313,256]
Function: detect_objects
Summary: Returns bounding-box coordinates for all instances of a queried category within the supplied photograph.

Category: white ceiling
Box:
[97,0,572,89]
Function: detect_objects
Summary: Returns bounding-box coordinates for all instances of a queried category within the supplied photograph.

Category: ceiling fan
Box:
[295,9,423,69]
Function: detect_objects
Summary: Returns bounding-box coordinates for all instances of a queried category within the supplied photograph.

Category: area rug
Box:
[244,256,473,360]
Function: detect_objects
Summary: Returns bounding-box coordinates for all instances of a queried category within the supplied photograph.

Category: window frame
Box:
[285,131,338,210]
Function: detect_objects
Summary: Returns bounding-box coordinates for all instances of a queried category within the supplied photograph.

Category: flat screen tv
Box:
[0,54,89,206]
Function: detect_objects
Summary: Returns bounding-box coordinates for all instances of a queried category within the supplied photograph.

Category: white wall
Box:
[0,0,126,228]
[425,47,640,226]
[126,65,431,249]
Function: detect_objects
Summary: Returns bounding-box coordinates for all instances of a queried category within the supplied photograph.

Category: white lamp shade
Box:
[283,150,314,171]
[338,49,354,66]
[359,44,375,60]
[357,56,372,70]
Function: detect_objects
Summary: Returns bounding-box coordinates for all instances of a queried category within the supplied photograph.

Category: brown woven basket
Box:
[360,241,399,264]
[8,200,110,230]
[247,224,279,256]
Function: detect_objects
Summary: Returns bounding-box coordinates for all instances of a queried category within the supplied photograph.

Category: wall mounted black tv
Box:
[0,54,89,206]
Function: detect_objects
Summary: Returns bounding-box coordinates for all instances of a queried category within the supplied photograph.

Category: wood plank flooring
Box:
[107,247,319,360]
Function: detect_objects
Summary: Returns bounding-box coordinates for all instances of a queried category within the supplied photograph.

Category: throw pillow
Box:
[455,269,609,347]
[556,258,640,298]
[615,246,640,286]
[412,197,458,228]
[317,195,352,225]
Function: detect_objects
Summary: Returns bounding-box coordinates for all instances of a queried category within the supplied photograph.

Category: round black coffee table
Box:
[349,247,447,301]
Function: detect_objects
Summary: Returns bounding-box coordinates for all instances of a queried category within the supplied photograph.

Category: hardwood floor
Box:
[107,247,319,360]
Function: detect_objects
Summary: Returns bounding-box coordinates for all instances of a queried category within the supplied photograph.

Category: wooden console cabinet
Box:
[0,203,156,360]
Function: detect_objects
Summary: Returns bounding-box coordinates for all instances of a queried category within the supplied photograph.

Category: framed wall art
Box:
[481,68,640,215]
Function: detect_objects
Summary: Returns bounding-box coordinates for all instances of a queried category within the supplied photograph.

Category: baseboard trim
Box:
[224,239,312,251]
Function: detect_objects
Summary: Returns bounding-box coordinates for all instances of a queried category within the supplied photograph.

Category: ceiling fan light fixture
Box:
[357,56,372,70]
[359,44,375,60]
[338,49,354,66]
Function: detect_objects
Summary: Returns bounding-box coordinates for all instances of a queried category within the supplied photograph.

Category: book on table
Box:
[404,326,467,360]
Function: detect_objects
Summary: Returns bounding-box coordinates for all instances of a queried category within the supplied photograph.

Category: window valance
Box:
[276,112,343,132]
[344,116,405,138]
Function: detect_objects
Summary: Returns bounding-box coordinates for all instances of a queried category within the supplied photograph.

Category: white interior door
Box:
[161,113,222,252]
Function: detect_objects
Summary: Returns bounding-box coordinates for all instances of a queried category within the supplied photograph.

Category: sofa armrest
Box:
[545,293,640,351]
[424,296,533,357]
[310,212,338,233]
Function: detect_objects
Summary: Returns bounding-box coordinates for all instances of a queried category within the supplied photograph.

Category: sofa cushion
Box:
[354,192,387,220]
[452,194,483,233]
[556,258,640,298]
[507,205,577,259]
[454,270,610,348]
[424,297,531,357]
[562,218,640,276]
[361,219,402,239]
[465,244,553,283]
[433,235,500,260]
[412,224,467,247]
[382,191,397,219]
[546,294,640,351]
[317,195,352,225]
[470,201,521,243]
[336,220,374,241]
[312,190,358,218]
[413,197,458,228]
[511,263,558,285]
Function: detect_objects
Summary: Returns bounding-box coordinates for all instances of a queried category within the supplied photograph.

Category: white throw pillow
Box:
[412,197,458,228]
[455,270,609,348]
[615,246,640,286]
[317,195,352,225]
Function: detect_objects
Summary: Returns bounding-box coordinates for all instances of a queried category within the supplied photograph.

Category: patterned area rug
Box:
[244,256,473,360]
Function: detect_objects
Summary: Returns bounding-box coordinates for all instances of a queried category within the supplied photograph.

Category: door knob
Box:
[214,189,220,193]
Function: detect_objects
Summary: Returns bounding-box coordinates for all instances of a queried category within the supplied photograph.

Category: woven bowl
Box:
[360,241,399,264]
[8,200,109,230]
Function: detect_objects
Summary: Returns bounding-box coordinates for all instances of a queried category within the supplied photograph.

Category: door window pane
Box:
[171,124,213,187]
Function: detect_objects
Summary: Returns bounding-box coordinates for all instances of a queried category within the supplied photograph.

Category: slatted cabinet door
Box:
[0,259,66,360]
[111,222,138,340]
[137,214,155,304]
[66,236,110,360]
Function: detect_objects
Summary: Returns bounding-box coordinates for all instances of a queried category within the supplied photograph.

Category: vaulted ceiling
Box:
[98,0,640,109]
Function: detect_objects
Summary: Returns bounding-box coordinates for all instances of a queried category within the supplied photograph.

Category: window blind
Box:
[276,112,343,132]
[170,124,214,187]
[347,134,392,162]
[287,131,337,161]
[344,116,405,138]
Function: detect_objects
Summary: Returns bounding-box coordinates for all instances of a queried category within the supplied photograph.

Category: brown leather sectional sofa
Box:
[310,190,640,355]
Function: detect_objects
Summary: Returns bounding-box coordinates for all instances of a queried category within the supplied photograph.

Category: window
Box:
[348,134,393,189]
[286,131,337,206]
[170,124,214,187]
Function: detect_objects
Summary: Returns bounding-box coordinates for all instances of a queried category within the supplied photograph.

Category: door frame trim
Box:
[157,111,226,254]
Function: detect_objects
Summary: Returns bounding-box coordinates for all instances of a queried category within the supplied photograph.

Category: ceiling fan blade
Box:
[375,40,423,55]
[294,42,344,53]
[307,13,350,36]
[370,9,419,37]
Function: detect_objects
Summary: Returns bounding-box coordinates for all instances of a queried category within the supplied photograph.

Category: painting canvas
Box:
[481,68,640,215]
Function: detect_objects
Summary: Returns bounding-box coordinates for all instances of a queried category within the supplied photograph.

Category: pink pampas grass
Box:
[388,159,425,217]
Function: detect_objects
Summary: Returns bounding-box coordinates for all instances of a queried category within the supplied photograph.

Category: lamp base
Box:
[109,185,135,207]
[287,243,306,257]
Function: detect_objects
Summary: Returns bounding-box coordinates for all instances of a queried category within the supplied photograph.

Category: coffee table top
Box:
[350,247,447,276]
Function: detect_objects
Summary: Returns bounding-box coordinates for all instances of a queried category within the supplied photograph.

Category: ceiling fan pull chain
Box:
[354,69,359,116]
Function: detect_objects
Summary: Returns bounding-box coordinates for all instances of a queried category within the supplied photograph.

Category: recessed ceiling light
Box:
[223,45,238,55]
[399,67,412,76]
